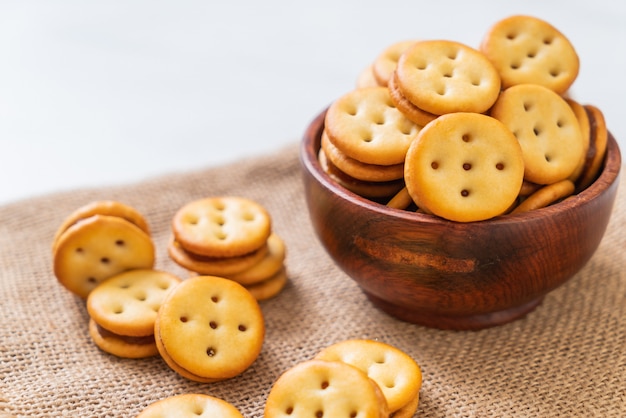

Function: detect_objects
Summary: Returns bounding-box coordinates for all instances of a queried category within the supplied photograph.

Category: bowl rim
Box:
[301,109,622,226]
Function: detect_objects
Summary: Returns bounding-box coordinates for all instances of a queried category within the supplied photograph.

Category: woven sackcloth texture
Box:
[0,143,624,418]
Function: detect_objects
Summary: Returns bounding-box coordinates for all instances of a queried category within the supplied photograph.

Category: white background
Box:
[1,0,624,205]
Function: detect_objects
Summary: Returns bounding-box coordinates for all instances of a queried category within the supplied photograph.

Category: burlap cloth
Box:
[0,143,624,418]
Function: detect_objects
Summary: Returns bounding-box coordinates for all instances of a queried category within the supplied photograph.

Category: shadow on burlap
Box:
[0,143,624,417]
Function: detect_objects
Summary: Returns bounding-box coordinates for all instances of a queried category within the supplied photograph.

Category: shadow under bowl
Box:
[300,110,622,330]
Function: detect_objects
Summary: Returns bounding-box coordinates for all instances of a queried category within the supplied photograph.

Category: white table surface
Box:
[1,0,624,205]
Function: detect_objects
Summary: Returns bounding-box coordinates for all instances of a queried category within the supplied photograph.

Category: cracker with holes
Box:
[404,112,525,222]
[321,129,405,183]
[511,179,575,214]
[480,15,579,94]
[394,39,501,115]
[228,233,286,286]
[172,196,272,258]
[576,104,608,191]
[356,64,380,89]
[155,275,265,382]
[136,393,244,418]
[264,359,389,418]
[387,71,437,126]
[88,319,158,359]
[314,339,422,416]
[52,200,151,253]
[490,83,584,185]
[324,87,422,166]
[372,40,419,87]
[86,269,181,358]
[53,214,155,298]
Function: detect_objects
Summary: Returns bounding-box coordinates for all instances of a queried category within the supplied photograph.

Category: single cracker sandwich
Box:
[136,393,244,418]
[168,236,269,277]
[404,112,525,222]
[324,86,422,166]
[155,275,265,382]
[171,196,272,258]
[480,15,579,94]
[490,83,584,185]
[371,40,419,87]
[264,359,389,418]
[53,214,155,298]
[86,269,181,358]
[387,71,437,126]
[394,39,501,115]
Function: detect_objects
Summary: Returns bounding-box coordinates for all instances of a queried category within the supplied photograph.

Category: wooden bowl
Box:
[300,110,622,330]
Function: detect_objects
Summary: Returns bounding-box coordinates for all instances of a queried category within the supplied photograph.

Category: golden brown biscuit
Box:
[395,39,501,115]
[511,179,575,214]
[53,215,155,299]
[404,112,525,222]
[167,236,269,276]
[52,200,150,252]
[243,267,288,301]
[321,129,404,183]
[490,83,584,185]
[264,359,389,418]
[387,71,438,126]
[324,87,422,166]
[480,15,579,94]
[386,187,413,210]
[136,393,244,418]
[88,318,158,359]
[372,40,418,87]
[155,275,265,382]
[172,196,272,258]
[87,269,181,337]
